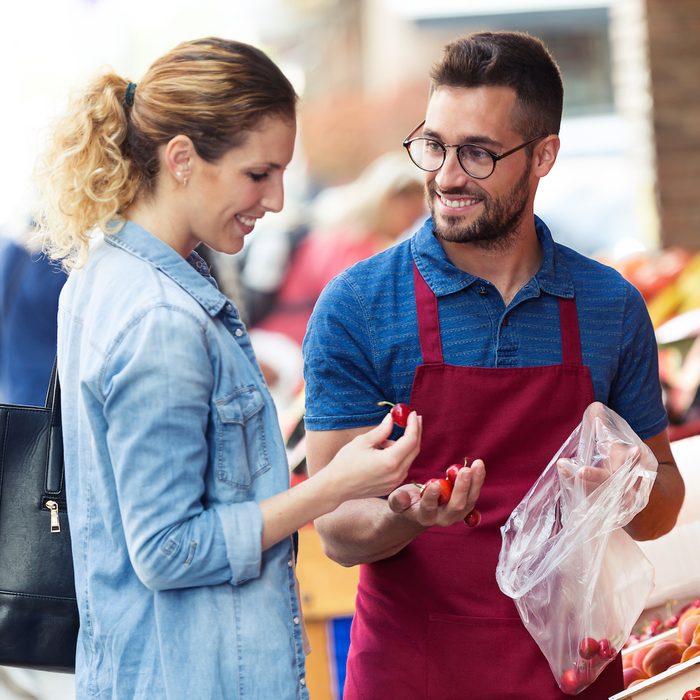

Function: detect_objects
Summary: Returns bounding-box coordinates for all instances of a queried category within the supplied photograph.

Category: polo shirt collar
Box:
[411,215,574,299]
[105,220,230,317]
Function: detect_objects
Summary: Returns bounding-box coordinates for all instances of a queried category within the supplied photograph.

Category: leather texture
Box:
[0,363,78,672]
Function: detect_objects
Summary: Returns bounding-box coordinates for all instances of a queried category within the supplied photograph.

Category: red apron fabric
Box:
[343,264,624,700]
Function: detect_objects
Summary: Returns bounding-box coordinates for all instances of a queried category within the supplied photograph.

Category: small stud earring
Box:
[176,170,182,178]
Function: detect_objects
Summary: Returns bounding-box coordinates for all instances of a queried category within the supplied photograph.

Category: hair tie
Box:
[124,82,137,109]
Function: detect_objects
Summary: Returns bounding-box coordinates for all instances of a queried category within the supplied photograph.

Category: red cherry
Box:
[464,509,481,527]
[578,637,600,660]
[445,465,460,484]
[597,638,616,659]
[445,457,469,484]
[426,477,453,505]
[661,614,679,630]
[682,690,700,700]
[377,401,415,427]
[560,667,584,694]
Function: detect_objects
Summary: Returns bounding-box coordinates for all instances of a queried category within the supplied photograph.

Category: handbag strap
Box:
[44,359,64,497]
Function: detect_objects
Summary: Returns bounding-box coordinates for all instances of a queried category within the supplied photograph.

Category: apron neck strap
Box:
[413,262,584,367]
[413,263,444,364]
[558,297,583,365]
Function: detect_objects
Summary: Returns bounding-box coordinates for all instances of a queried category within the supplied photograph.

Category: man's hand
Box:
[388,459,486,527]
[557,443,644,497]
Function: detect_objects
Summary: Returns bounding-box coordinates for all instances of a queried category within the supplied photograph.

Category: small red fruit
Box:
[377,401,415,427]
[426,477,453,505]
[445,465,460,484]
[560,667,584,694]
[464,509,481,527]
[578,637,600,660]
[446,457,470,484]
[682,690,700,700]
[597,638,614,658]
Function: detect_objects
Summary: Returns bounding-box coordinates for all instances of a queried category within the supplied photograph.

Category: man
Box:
[302,32,684,699]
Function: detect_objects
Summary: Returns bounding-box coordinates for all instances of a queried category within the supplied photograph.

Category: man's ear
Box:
[533,134,560,177]
[163,135,195,186]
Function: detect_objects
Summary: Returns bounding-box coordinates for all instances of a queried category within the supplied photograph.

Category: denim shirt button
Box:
[300,678,306,686]
[225,303,233,312]
[235,328,244,337]
[293,616,300,625]
[287,559,293,568]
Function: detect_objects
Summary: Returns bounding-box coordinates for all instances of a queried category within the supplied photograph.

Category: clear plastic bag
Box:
[495,402,659,695]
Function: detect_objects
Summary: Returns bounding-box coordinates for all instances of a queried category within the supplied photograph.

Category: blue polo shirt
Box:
[302,216,667,440]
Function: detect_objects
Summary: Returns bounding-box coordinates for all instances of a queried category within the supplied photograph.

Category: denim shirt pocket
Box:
[214,385,271,494]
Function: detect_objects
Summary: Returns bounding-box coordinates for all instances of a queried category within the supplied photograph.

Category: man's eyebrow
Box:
[422,127,502,149]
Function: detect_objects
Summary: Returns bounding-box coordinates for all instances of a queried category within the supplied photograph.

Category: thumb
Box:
[362,412,394,447]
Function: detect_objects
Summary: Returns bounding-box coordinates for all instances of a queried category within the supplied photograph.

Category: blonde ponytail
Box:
[36,74,139,269]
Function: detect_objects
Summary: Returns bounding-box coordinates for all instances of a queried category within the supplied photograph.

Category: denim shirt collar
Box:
[411,215,574,299]
[105,221,232,317]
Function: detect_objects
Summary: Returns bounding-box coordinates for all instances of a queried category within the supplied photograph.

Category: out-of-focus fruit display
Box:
[604,248,700,437]
[621,597,700,689]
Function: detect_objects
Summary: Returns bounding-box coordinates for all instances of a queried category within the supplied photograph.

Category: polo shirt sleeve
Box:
[303,274,387,431]
[608,283,669,440]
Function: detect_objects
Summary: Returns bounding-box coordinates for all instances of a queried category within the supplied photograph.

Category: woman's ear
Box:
[533,134,560,178]
[163,135,194,187]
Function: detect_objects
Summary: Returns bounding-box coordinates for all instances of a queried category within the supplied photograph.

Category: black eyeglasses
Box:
[402,120,547,179]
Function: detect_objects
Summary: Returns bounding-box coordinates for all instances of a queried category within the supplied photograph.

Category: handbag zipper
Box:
[45,500,61,533]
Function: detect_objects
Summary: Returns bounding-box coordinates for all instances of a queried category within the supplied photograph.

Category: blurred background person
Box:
[0,221,67,406]
[248,150,426,410]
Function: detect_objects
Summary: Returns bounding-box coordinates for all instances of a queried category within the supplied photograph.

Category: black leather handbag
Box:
[0,362,78,672]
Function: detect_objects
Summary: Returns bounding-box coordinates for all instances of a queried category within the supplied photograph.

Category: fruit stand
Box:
[606,431,700,698]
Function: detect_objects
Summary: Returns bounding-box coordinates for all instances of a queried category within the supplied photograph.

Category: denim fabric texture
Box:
[57,222,307,699]
[303,215,667,440]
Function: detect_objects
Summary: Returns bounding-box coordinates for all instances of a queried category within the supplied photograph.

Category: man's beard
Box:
[429,163,532,250]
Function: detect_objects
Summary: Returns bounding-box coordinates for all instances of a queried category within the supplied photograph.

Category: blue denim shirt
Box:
[57,222,308,699]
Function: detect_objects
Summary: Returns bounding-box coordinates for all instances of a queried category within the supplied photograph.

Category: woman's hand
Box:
[323,411,422,504]
[387,459,486,528]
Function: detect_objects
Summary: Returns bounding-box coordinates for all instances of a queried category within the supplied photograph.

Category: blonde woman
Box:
[37,37,421,699]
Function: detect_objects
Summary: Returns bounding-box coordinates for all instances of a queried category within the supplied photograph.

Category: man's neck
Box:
[440,224,542,306]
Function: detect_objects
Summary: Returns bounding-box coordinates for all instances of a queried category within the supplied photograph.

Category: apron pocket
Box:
[427,613,553,700]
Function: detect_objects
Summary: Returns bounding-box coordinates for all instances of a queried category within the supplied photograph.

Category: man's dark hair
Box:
[430,31,564,139]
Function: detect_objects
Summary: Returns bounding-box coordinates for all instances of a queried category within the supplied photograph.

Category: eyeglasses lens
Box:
[407,139,494,179]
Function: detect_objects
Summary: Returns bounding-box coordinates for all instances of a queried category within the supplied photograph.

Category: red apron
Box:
[344,264,623,700]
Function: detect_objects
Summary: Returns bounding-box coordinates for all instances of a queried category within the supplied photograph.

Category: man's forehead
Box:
[424,86,517,141]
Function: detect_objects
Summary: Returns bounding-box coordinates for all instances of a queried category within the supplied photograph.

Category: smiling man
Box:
[302,32,684,699]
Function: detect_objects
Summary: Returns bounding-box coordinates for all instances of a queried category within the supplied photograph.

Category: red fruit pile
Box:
[559,637,618,694]
[414,458,481,527]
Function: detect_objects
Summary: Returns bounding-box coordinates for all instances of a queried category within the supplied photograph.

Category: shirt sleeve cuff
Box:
[216,501,263,585]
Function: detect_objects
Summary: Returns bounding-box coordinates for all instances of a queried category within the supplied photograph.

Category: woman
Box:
[36,37,420,699]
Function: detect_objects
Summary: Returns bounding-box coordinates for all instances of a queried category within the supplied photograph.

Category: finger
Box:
[360,413,394,447]
[388,485,415,513]
[578,466,608,487]
[383,411,422,461]
[418,480,441,515]
[462,459,486,508]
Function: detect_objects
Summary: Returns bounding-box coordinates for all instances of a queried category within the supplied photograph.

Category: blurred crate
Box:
[610,656,700,699]
[296,526,359,700]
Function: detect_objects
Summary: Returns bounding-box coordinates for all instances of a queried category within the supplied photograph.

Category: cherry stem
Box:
[377,401,396,408]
